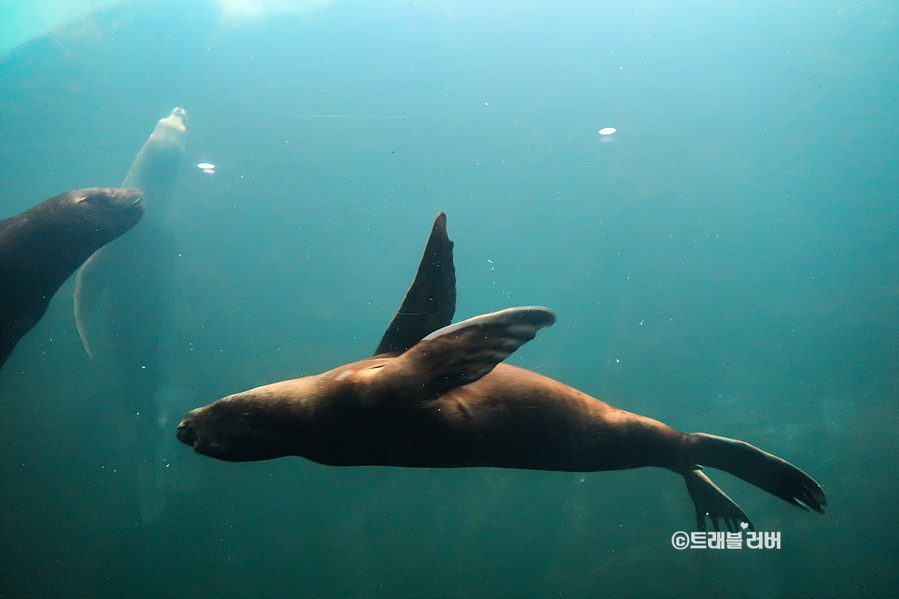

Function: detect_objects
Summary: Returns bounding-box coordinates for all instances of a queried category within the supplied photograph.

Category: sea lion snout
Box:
[176,400,288,462]
[70,188,145,233]
[103,188,145,220]
[176,408,221,453]
[175,417,197,447]
[74,187,143,208]
[176,411,231,460]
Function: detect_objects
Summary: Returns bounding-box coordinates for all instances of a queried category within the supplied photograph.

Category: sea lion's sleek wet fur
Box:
[0,188,143,369]
[178,213,826,531]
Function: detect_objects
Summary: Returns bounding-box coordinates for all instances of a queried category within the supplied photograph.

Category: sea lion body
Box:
[74,107,187,362]
[71,108,188,525]
[180,359,682,473]
[178,213,826,531]
[0,188,143,369]
[411,363,679,472]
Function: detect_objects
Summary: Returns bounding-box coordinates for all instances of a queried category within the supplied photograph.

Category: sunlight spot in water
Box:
[599,127,616,135]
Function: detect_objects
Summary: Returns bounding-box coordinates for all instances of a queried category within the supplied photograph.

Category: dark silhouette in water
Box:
[0,188,143,369]
[178,213,826,532]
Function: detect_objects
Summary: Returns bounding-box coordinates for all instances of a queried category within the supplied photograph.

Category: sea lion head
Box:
[66,187,144,239]
[4,187,143,278]
[176,383,313,462]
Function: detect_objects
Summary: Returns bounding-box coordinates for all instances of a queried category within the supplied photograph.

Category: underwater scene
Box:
[0,1,896,598]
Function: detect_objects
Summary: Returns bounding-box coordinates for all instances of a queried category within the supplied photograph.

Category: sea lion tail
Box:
[686,432,827,518]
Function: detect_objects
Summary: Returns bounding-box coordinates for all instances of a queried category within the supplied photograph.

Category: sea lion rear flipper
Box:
[687,432,827,514]
[683,468,753,532]
[374,212,456,356]
[376,306,555,398]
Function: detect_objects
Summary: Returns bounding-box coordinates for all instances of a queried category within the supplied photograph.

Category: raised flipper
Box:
[374,212,456,356]
[683,468,753,532]
[374,307,555,400]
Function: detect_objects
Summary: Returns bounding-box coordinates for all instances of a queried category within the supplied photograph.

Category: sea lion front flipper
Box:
[375,306,555,399]
[73,249,110,359]
[374,212,456,356]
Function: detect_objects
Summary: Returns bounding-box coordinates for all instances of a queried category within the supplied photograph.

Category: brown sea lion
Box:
[0,188,143,370]
[177,213,826,531]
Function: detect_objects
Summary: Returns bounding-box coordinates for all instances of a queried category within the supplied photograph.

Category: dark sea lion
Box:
[0,187,143,370]
[177,213,826,531]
